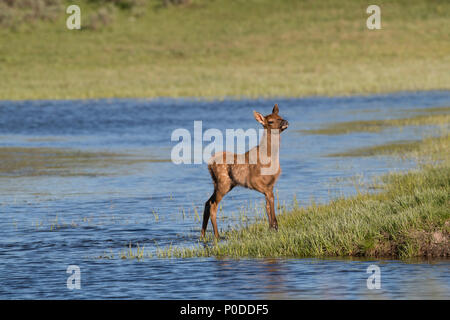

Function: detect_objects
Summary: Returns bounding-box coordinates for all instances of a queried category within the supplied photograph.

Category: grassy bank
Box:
[0,0,449,100]
[177,165,449,259]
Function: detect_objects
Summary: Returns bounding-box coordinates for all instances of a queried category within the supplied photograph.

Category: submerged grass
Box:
[326,134,449,158]
[407,106,450,115]
[327,140,423,158]
[0,146,170,177]
[299,112,450,135]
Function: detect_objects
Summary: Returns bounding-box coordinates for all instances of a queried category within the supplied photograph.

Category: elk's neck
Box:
[259,128,281,167]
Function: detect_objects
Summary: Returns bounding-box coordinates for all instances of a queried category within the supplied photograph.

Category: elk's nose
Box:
[281,120,289,130]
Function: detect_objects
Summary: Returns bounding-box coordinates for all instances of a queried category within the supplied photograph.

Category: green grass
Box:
[0,0,449,100]
[155,133,449,259]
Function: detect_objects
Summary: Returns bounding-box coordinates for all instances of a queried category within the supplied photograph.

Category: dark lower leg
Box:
[201,193,215,237]
[201,203,210,237]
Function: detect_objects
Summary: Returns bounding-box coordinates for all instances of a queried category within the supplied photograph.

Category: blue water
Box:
[0,90,449,299]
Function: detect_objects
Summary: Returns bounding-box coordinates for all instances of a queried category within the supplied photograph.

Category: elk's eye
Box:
[268,121,274,124]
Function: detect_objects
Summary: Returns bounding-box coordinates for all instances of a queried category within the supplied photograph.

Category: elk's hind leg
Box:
[201,191,215,237]
[201,159,233,238]
[201,186,232,238]
[201,190,224,238]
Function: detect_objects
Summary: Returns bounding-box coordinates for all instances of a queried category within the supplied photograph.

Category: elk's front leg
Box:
[265,191,277,230]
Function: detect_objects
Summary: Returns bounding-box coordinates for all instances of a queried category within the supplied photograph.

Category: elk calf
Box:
[201,104,289,238]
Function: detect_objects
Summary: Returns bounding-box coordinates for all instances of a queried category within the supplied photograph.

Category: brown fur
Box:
[201,104,289,238]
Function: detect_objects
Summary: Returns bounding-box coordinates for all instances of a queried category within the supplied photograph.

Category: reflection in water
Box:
[0,91,449,299]
[258,259,289,300]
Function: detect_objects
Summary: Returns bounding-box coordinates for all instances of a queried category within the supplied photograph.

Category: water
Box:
[0,90,449,299]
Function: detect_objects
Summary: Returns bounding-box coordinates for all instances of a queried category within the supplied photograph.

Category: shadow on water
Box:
[0,91,449,299]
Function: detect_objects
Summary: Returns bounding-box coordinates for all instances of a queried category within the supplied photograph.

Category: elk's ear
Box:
[253,111,265,126]
[272,104,279,115]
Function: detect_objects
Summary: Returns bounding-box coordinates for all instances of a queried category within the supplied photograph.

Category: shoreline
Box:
[1,89,449,103]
